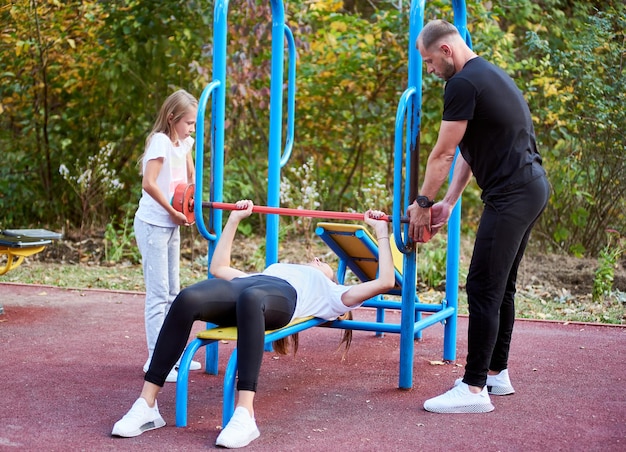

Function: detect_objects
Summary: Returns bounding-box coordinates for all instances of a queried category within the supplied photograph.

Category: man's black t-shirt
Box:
[443,57,544,197]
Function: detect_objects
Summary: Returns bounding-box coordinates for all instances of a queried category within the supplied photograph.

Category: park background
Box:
[1,0,624,323]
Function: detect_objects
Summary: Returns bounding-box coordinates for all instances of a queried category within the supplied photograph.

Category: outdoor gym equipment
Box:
[175,1,470,413]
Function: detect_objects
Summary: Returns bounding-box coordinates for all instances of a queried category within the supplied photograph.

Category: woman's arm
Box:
[209,200,254,281]
[340,210,396,307]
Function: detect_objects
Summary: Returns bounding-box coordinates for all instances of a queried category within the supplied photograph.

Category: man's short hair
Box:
[418,19,460,50]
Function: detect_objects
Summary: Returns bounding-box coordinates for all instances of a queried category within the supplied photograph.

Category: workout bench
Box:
[174,222,395,428]
[175,222,456,428]
[175,316,326,427]
[0,229,62,276]
[0,228,62,316]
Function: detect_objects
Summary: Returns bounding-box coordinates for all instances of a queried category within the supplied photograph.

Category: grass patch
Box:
[3,252,624,325]
[1,261,208,292]
[514,287,626,325]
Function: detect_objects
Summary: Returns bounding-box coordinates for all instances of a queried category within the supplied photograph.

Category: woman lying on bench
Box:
[112,200,395,448]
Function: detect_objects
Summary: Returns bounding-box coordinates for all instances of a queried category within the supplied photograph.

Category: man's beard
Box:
[442,60,456,81]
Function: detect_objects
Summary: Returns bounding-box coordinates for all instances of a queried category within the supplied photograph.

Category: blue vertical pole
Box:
[196,0,230,372]
[266,0,286,266]
[397,0,425,390]
[206,0,229,266]
[441,0,469,361]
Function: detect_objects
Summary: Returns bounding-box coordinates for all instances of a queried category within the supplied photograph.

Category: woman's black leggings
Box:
[463,173,550,388]
[144,275,297,392]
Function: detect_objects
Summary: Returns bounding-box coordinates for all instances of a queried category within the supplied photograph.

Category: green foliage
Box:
[2,0,624,265]
[522,2,626,255]
[1,0,210,232]
[416,232,469,290]
[416,234,448,289]
[0,0,109,229]
[592,230,625,302]
[103,213,140,264]
[280,156,322,241]
[59,143,123,236]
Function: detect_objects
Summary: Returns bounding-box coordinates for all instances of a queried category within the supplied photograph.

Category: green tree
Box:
[0,0,211,232]
[0,0,108,228]
[2,0,624,263]
[524,2,626,255]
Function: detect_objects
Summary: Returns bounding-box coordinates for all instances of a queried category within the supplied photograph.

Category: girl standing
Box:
[134,89,199,382]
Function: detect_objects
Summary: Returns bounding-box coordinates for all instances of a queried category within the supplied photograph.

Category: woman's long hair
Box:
[272,311,354,360]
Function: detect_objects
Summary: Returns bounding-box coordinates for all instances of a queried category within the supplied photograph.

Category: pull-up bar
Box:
[172,183,409,223]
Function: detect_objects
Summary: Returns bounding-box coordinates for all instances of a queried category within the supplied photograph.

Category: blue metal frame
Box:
[176,317,327,427]
[184,0,470,425]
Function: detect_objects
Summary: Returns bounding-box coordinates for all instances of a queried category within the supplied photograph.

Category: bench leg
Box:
[176,338,207,427]
[0,246,46,275]
[205,341,219,375]
[222,349,238,427]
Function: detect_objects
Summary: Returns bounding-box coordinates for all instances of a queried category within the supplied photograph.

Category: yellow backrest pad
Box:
[316,222,404,277]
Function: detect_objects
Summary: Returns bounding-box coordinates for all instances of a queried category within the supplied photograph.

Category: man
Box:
[407,19,550,413]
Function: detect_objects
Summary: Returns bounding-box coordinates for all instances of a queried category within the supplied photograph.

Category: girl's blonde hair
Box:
[139,89,198,171]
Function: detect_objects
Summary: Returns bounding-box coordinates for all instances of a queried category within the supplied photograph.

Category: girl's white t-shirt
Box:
[135,133,194,227]
[261,263,361,321]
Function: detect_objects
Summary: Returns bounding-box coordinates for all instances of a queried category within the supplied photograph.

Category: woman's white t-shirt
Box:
[261,263,361,321]
[135,133,194,227]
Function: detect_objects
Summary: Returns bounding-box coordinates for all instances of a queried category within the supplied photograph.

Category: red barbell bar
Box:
[172,183,409,223]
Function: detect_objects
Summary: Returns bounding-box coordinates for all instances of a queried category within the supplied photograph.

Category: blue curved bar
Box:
[175,338,205,427]
[194,81,221,242]
[392,86,416,254]
[280,25,296,167]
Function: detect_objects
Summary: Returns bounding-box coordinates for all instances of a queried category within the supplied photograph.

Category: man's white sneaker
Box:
[215,406,260,448]
[454,369,516,396]
[424,382,495,413]
[111,398,166,437]
[487,369,515,395]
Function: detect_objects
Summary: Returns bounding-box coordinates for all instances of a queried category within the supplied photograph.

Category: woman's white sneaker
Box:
[215,407,260,448]
[424,382,495,413]
[111,398,166,437]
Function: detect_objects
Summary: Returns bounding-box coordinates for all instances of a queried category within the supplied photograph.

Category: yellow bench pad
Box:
[197,316,316,341]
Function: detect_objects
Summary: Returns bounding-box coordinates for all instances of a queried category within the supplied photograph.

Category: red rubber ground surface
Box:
[1,282,624,451]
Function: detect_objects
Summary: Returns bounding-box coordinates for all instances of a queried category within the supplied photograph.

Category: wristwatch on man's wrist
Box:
[415,195,435,208]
